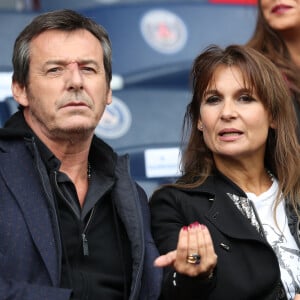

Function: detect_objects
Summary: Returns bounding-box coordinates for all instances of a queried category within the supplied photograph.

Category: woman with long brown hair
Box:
[150,45,300,300]
[246,0,300,136]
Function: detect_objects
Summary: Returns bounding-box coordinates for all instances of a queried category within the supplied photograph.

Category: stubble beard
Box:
[26,89,97,143]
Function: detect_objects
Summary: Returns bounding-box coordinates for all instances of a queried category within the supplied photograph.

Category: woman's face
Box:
[261,0,300,32]
[198,65,274,165]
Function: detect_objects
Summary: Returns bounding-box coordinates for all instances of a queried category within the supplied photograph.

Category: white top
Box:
[246,179,300,300]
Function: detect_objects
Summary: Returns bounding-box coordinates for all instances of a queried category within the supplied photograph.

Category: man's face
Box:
[13,29,111,141]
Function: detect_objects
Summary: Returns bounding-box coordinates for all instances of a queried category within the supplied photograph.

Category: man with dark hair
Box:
[0,9,161,300]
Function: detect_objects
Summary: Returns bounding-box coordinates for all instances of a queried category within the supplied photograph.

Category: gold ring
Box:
[186,253,201,265]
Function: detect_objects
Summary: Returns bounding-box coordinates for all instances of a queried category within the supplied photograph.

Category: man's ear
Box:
[106,88,112,105]
[11,81,29,107]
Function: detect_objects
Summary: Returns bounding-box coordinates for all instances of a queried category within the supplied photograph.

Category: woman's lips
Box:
[218,129,243,141]
[271,4,292,13]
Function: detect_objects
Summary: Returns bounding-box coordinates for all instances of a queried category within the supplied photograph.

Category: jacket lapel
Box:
[194,174,268,244]
[206,192,265,242]
[0,148,60,286]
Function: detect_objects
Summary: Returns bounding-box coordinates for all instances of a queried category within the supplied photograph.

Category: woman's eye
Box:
[205,95,220,104]
[239,94,255,102]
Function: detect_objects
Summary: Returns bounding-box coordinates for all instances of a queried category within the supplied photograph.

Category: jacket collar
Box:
[1,110,31,137]
[181,170,247,196]
[180,172,269,243]
[2,110,118,179]
[0,137,61,286]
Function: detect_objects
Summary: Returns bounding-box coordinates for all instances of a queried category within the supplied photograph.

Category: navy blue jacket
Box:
[0,112,162,300]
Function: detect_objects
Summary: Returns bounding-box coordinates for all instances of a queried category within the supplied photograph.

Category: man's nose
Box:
[66,61,83,91]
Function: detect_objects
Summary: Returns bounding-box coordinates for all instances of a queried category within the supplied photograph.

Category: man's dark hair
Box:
[12,9,112,87]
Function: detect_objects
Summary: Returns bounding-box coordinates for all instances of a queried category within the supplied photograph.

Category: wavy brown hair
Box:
[176,45,300,214]
[246,2,300,96]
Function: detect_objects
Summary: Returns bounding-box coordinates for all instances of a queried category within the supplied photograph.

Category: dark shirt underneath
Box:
[37,140,132,300]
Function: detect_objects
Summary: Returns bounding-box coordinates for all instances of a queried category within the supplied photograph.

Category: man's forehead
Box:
[29,30,103,63]
[30,29,102,51]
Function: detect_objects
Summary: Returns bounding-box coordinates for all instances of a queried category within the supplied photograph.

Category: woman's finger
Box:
[154,250,177,267]
[154,226,189,268]
[187,222,200,259]
[175,226,189,263]
[202,224,217,259]
[197,224,218,272]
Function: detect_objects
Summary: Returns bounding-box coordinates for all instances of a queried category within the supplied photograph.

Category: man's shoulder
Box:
[0,111,31,147]
[0,130,27,153]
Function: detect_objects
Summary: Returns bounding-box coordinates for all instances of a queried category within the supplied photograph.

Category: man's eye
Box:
[47,67,62,74]
[81,67,96,73]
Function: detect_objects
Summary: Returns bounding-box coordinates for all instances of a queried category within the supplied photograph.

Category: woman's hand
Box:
[294,294,300,300]
[154,222,217,278]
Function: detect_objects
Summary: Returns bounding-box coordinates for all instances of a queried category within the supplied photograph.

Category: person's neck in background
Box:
[281,28,300,68]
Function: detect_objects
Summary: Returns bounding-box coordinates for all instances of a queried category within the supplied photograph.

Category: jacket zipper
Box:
[81,206,95,256]
[53,170,95,257]
[53,171,75,212]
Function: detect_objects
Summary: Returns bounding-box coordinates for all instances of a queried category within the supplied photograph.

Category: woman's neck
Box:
[280,29,300,68]
[215,160,273,196]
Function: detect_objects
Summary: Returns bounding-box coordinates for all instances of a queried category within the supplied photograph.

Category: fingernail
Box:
[189,221,200,229]
[200,224,206,230]
[182,226,188,231]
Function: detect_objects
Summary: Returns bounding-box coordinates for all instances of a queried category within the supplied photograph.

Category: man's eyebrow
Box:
[44,60,68,66]
[77,60,101,67]
[44,59,100,67]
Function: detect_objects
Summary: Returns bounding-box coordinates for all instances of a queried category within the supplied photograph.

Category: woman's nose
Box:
[220,99,237,120]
